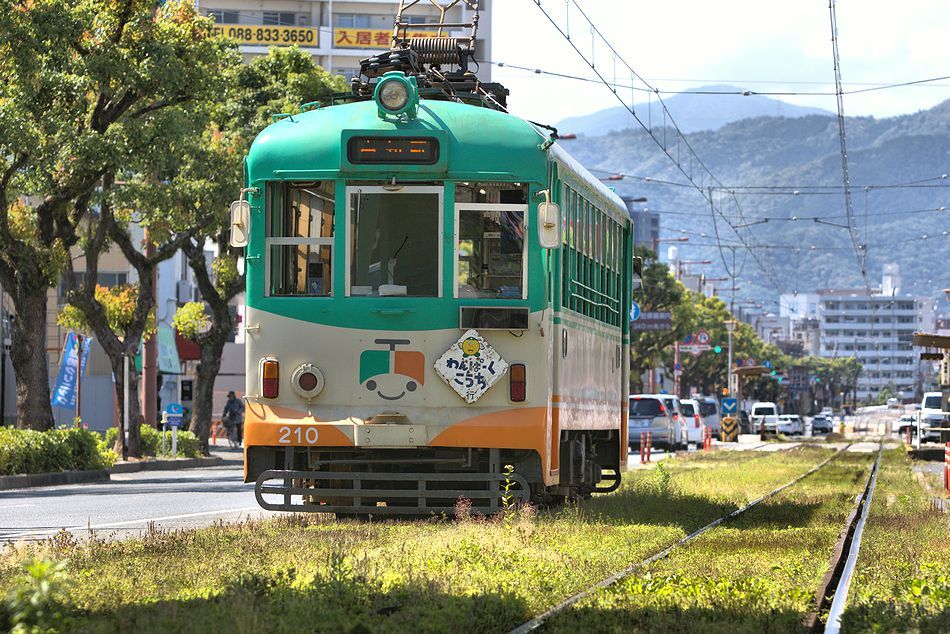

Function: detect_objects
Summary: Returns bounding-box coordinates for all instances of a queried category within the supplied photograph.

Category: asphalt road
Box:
[0,449,275,542]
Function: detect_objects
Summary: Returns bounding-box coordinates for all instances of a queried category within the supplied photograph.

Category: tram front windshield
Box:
[349,190,440,297]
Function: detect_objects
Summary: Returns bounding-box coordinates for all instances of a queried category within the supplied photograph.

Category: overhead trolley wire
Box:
[529,0,786,295]
[490,60,950,97]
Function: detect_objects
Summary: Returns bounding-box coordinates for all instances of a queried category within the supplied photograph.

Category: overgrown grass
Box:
[544,452,873,633]
[0,447,838,632]
[842,451,950,632]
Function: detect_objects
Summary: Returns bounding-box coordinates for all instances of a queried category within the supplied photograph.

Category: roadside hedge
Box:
[0,428,115,476]
[104,426,202,459]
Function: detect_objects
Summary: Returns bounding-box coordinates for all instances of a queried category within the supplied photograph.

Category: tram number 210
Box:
[277,426,320,445]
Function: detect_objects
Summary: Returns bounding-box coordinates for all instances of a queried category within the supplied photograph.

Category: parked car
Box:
[750,402,780,434]
[657,394,688,449]
[777,414,804,435]
[919,392,945,442]
[895,413,916,437]
[628,395,676,450]
[679,398,705,444]
[810,414,833,435]
[886,397,900,409]
[697,397,721,433]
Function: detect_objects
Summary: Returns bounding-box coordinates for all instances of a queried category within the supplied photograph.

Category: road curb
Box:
[0,469,110,491]
[109,456,223,474]
[0,457,224,491]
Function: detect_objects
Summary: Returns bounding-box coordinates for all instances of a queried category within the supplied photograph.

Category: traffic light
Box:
[770,370,776,376]
[714,345,722,354]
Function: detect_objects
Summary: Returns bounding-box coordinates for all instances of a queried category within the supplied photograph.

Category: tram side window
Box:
[267,182,334,297]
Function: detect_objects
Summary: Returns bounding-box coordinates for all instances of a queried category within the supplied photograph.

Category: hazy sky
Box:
[490,0,950,125]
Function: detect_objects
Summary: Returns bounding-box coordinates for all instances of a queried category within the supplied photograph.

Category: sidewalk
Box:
[1,453,226,491]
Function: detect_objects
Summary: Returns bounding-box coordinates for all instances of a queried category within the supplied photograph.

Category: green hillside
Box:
[564,100,950,307]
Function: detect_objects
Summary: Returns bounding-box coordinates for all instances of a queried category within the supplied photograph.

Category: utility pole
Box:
[674,259,681,397]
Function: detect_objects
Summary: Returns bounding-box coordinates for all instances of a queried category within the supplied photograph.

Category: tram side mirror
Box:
[229,200,250,248]
[632,256,644,292]
[538,202,561,249]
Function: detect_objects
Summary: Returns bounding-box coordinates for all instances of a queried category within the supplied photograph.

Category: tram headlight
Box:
[374,72,418,119]
[291,363,325,400]
[379,80,409,111]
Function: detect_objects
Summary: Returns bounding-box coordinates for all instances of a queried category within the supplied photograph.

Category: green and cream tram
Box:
[233,72,638,515]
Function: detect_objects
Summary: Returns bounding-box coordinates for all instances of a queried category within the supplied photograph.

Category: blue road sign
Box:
[763,360,773,369]
[674,362,683,372]
[721,398,738,415]
[630,302,641,321]
[166,402,183,416]
[165,414,183,429]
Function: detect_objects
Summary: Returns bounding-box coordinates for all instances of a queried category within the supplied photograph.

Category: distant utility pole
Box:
[0,282,6,427]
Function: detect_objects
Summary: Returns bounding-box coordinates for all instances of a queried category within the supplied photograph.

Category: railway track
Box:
[508,444,875,634]
[811,443,883,633]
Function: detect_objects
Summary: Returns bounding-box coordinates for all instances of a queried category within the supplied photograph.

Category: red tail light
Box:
[659,403,667,415]
[262,359,279,399]
[510,363,526,402]
[695,414,701,428]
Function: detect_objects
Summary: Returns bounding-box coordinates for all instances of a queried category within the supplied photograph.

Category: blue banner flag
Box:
[51,333,93,409]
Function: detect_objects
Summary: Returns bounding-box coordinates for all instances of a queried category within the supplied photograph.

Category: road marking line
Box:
[2,506,262,540]
[0,504,35,510]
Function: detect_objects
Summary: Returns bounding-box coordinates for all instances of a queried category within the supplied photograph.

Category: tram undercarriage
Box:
[248,430,621,517]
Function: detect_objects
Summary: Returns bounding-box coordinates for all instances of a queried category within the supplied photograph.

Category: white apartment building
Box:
[196,0,492,82]
[782,267,938,400]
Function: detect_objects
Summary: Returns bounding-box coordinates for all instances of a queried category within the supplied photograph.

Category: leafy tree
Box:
[0,0,231,430]
[629,246,691,391]
[174,47,347,453]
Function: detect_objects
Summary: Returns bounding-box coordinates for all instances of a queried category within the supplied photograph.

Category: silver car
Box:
[628,395,676,449]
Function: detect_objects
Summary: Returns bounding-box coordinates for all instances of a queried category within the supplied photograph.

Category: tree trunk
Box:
[110,356,127,459]
[125,360,143,457]
[10,288,54,430]
[191,330,227,455]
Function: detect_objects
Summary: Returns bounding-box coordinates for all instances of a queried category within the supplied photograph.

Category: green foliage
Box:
[172,302,210,341]
[104,426,201,458]
[58,284,156,340]
[3,557,69,633]
[0,428,114,476]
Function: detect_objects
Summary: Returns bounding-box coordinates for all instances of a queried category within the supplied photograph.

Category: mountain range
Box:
[557,85,833,135]
[560,97,950,309]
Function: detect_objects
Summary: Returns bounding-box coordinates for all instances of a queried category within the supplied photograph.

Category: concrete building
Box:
[809,266,936,400]
[622,195,659,249]
[780,268,939,400]
[196,0,492,82]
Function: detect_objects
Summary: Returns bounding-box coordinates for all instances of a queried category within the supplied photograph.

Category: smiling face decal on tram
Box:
[359,339,425,401]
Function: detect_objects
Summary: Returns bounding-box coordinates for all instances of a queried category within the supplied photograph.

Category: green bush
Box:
[105,426,201,459]
[0,428,115,476]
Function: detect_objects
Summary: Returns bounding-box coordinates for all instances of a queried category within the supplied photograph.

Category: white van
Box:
[750,402,779,434]
[919,392,945,442]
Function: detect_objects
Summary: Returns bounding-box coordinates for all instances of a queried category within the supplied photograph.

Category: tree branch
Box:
[128,94,192,120]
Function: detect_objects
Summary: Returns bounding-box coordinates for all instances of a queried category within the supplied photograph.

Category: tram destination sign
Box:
[347,136,440,165]
[631,311,673,332]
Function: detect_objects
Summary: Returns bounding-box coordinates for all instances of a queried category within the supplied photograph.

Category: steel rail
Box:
[822,443,884,633]
[507,445,851,634]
